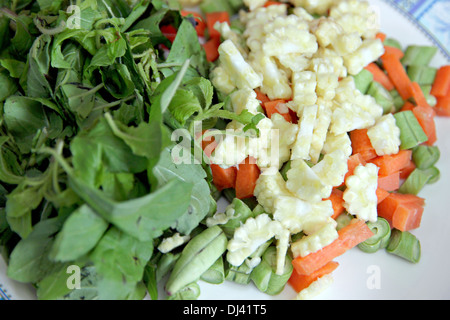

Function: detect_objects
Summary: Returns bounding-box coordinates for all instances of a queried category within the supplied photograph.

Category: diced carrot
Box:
[325,189,345,220]
[210,164,237,191]
[350,129,378,161]
[376,188,390,204]
[206,11,230,39]
[430,65,450,97]
[341,153,367,186]
[255,89,271,106]
[401,101,415,112]
[412,105,437,145]
[196,130,218,157]
[263,100,292,122]
[181,10,206,37]
[292,219,374,275]
[434,96,450,117]
[365,63,394,91]
[369,150,412,176]
[381,53,413,100]
[264,1,284,7]
[235,157,260,199]
[377,193,425,232]
[289,261,339,293]
[382,45,405,60]
[400,160,416,180]
[376,32,386,42]
[378,171,401,192]
[160,24,177,43]
[203,36,221,62]
[411,82,430,108]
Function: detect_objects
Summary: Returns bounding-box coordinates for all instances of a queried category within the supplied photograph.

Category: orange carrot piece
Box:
[289,261,339,293]
[264,1,283,7]
[160,25,177,43]
[255,89,271,106]
[400,160,416,180]
[377,193,425,232]
[263,100,292,122]
[235,157,260,199]
[203,36,220,62]
[378,171,401,192]
[411,82,430,108]
[412,105,437,145]
[376,32,386,42]
[206,11,230,39]
[341,153,367,186]
[430,65,450,98]
[369,150,413,176]
[381,53,413,100]
[434,96,450,117]
[211,164,237,192]
[401,101,415,112]
[376,188,390,204]
[365,63,394,91]
[382,45,405,60]
[181,10,206,37]
[325,189,345,220]
[292,219,374,276]
[350,129,378,161]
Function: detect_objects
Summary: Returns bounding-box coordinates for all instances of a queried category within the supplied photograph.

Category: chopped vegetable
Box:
[377,193,425,232]
[381,53,413,100]
[393,111,429,150]
[387,229,421,263]
[430,66,450,98]
[365,63,394,91]
[289,261,339,293]
[401,45,438,67]
[292,219,374,276]
[235,157,261,199]
[358,218,391,253]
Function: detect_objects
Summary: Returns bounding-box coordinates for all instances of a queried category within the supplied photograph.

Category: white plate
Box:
[1,0,449,301]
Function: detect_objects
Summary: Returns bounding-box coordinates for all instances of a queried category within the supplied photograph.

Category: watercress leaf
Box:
[49,204,109,262]
[181,77,214,110]
[168,89,203,126]
[35,262,72,300]
[26,34,53,98]
[0,70,18,102]
[7,217,65,283]
[150,148,212,235]
[100,64,136,99]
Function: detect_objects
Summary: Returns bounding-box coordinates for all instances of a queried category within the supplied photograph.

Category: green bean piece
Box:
[221,198,254,237]
[401,45,438,66]
[156,252,181,282]
[393,111,429,150]
[407,65,437,86]
[390,89,405,112]
[280,160,291,181]
[398,168,433,195]
[353,69,374,94]
[252,204,266,216]
[358,218,391,253]
[384,38,403,50]
[386,229,421,263]
[200,256,225,285]
[165,226,228,296]
[250,246,293,296]
[225,262,253,285]
[424,166,440,185]
[367,81,395,114]
[336,212,353,231]
[168,282,201,300]
[412,145,440,170]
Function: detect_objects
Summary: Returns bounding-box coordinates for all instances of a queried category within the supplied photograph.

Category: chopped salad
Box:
[0,0,449,300]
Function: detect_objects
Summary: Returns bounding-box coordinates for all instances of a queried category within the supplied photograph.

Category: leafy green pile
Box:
[0,0,255,300]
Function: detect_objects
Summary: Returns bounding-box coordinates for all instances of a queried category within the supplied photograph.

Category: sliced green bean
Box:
[280,160,291,181]
[156,252,181,282]
[250,246,293,296]
[407,65,437,86]
[384,38,402,50]
[393,111,429,150]
[401,45,438,66]
[424,166,440,185]
[200,256,225,285]
[165,226,228,296]
[399,168,433,195]
[367,81,395,114]
[168,282,201,300]
[390,89,405,112]
[412,145,440,170]
[358,218,391,253]
[221,198,254,237]
[336,212,353,231]
[386,229,421,263]
[353,69,374,94]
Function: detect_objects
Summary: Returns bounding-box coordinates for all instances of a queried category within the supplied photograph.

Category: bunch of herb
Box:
[0,0,257,300]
